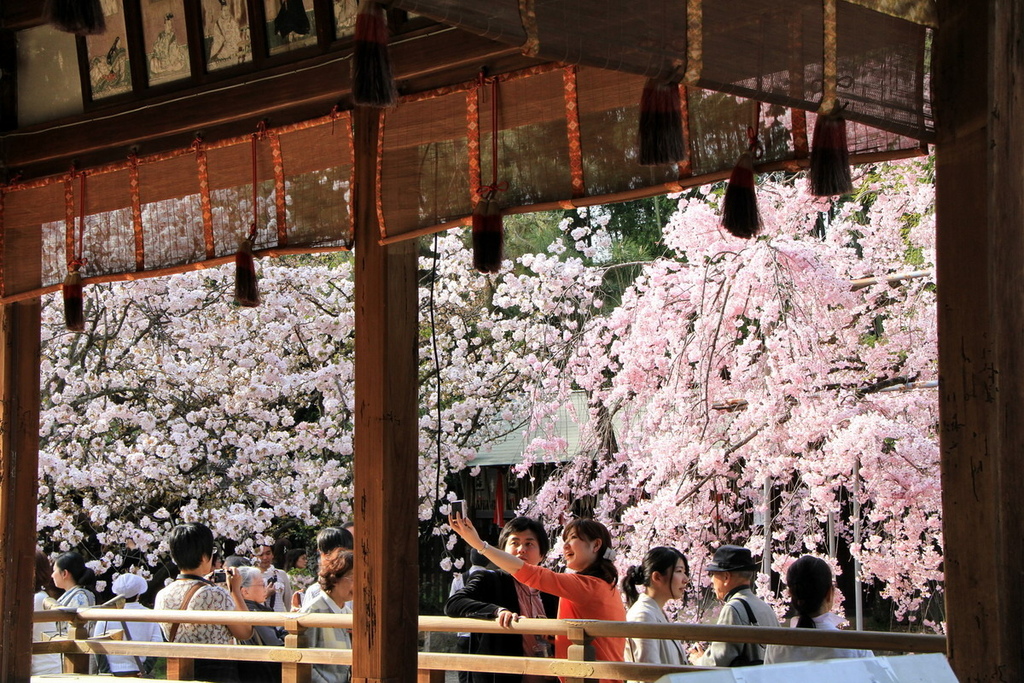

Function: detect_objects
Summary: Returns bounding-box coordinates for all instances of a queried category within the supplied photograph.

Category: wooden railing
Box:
[33,608,948,682]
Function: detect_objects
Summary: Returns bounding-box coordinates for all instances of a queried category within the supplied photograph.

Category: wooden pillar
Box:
[0,300,43,683]
[934,1,1024,681]
[351,104,420,683]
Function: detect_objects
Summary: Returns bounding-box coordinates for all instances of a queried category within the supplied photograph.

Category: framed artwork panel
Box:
[142,0,191,86]
[85,1,132,100]
[334,0,357,40]
[203,0,252,70]
[264,0,317,56]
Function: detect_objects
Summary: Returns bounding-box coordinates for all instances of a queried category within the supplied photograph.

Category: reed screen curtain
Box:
[0,1,933,300]
[1,113,355,300]
[379,64,923,242]
[389,0,933,142]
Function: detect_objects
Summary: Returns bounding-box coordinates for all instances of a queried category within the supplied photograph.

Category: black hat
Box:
[706,545,758,572]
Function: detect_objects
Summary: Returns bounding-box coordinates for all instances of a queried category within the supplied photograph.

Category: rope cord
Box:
[431,231,444,521]
[249,121,268,243]
[477,72,508,201]
[73,172,87,269]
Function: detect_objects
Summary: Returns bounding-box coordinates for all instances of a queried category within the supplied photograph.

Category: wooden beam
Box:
[0,1,44,31]
[351,103,419,683]
[0,299,43,683]
[0,29,529,180]
[934,0,1024,681]
[0,29,15,133]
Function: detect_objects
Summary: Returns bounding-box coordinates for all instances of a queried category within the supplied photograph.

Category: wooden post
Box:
[63,617,91,674]
[281,623,311,683]
[934,1,1024,681]
[564,624,596,683]
[0,299,42,683]
[165,657,195,681]
[351,104,420,683]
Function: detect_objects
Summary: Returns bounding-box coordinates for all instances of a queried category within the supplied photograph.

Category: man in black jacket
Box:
[445,516,559,683]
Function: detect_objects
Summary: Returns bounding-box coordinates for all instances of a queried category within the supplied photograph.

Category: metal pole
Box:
[853,456,863,631]
[762,477,771,577]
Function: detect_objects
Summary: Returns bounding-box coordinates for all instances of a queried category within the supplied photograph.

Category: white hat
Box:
[111,573,148,598]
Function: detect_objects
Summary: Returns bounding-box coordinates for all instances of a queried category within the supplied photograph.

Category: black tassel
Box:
[472,196,503,273]
[45,0,106,35]
[810,109,853,196]
[234,237,260,307]
[62,269,85,332]
[638,79,685,165]
[721,152,761,239]
[353,0,397,107]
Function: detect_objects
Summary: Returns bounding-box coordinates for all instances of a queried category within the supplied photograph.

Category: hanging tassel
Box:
[352,0,397,107]
[234,236,260,307]
[45,0,106,35]
[721,152,761,239]
[809,107,853,196]
[811,0,852,196]
[472,192,503,274]
[236,125,264,307]
[638,79,685,165]
[62,267,85,332]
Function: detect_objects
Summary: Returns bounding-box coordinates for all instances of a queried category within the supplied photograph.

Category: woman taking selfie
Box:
[621,547,689,676]
[448,513,625,683]
[445,516,559,683]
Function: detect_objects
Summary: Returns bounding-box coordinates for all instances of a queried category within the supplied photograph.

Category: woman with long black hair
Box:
[764,555,873,664]
[621,547,689,677]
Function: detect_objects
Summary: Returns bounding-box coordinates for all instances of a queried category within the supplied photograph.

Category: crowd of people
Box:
[445,512,873,683]
[33,513,870,683]
[32,521,356,682]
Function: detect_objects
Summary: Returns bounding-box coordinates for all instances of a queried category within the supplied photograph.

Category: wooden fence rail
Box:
[33,609,947,683]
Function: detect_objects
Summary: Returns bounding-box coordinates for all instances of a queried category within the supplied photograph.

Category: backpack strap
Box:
[167,581,206,643]
[735,597,758,625]
[732,598,765,666]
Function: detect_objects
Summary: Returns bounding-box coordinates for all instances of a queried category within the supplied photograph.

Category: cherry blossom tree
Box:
[37,157,939,626]
[511,159,939,625]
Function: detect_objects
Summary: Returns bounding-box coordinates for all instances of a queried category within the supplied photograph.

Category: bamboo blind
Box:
[0,64,924,301]
[390,0,933,141]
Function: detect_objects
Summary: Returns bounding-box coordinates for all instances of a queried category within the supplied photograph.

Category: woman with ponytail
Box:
[763,556,873,664]
[621,547,689,677]
[52,552,96,611]
[449,514,626,683]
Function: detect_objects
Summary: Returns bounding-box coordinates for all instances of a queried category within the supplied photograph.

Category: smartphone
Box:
[451,499,467,518]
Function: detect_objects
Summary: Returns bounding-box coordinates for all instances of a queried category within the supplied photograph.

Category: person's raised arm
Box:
[448,513,524,575]
[224,567,254,641]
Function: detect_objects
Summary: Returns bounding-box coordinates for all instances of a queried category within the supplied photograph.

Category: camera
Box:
[211,570,227,584]
[267,575,278,585]
[451,499,467,518]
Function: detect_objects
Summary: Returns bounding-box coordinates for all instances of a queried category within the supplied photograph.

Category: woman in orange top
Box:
[449,513,626,683]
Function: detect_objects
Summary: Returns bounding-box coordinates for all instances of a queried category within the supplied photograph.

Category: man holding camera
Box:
[256,543,293,612]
